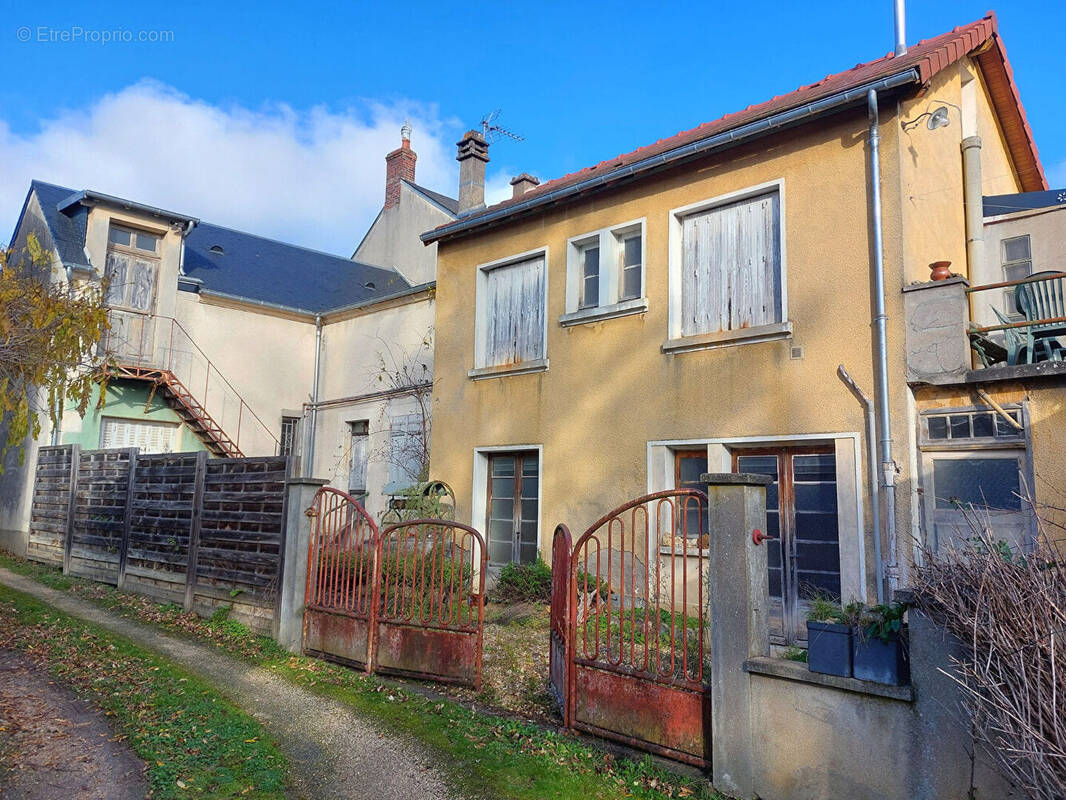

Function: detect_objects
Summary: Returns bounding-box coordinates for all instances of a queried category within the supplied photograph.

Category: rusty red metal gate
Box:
[303,487,487,688]
[550,490,711,767]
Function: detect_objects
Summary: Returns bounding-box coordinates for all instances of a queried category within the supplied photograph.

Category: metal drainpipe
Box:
[306,315,323,474]
[867,89,900,596]
[962,136,984,275]
[837,365,884,603]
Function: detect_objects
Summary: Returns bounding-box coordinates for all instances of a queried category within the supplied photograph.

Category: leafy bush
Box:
[491,558,553,604]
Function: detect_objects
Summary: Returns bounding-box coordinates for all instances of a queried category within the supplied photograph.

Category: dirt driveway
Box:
[0,649,147,799]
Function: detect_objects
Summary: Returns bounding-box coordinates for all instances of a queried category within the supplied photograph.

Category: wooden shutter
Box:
[100,418,177,453]
[681,191,781,337]
[484,256,545,366]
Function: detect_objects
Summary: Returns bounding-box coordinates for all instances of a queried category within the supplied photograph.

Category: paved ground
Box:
[0,567,458,800]
[0,649,148,799]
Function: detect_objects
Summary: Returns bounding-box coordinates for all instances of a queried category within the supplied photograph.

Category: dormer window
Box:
[104,223,160,313]
[109,225,160,255]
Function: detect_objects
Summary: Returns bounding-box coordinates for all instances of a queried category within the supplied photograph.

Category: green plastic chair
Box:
[1015,272,1066,364]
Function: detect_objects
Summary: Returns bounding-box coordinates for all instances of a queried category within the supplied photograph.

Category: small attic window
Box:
[209,245,225,255]
[364,281,376,290]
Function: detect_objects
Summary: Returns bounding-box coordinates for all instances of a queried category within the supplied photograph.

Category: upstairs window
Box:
[562,221,645,325]
[388,413,425,489]
[1000,235,1032,318]
[104,223,160,312]
[474,251,547,372]
[679,190,782,337]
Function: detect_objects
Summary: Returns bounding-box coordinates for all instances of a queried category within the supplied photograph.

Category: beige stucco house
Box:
[423,12,1058,646]
[0,127,454,550]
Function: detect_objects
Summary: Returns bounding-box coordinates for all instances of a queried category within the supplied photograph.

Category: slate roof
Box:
[984,189,1066,217]
[18,180,412,314]
[24,180,92,269]
[425,12,1045,244]
[183,222,410,312]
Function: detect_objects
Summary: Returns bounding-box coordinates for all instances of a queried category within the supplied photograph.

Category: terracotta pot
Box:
[929,260,953,281]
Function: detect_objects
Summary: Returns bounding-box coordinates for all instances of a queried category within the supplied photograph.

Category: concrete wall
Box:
[312,293,434,520]
[353,182,452,285]
[173,292,316,455]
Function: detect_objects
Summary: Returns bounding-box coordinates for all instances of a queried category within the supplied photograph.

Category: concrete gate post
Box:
[275,477,328,653]
[702,472,772,800]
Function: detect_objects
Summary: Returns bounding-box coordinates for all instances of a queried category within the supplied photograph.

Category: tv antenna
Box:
[480,109,524,144]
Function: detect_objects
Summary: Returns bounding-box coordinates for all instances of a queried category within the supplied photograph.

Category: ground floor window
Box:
[486,452,539,566]
[733,447,840,646]
[348,420,369,498]
[99,417,178,453]
[919,406,1032,554]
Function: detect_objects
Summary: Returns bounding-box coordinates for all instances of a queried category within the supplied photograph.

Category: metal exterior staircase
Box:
[102,363,242,457]
[101,312,279,457]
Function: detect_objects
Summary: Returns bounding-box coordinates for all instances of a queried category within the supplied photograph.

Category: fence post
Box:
[275,477,328,652]
[62,444,81,575]
[184,450,208,613]
[702,472,771,800]
[116,448,139,589]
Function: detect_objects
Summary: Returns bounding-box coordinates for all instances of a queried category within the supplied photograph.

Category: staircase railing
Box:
[102,310,281,455]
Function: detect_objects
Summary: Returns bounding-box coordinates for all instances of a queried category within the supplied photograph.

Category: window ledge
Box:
[744,656,914,702]
[468,358,549,381]
[662,321,792,354]
[659,546,708,557]
[559,298,648,327]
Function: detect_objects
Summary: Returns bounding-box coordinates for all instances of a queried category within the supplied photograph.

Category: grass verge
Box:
[0,553,723,799]
[0,582,287,799]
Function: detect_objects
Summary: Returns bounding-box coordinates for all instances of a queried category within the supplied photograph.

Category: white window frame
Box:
[470,247,549,380]
[560,218,648,326]
[664,179,790,353]
[471,444,544,569]
[1000,234,1032,320]
[646,432,865,605]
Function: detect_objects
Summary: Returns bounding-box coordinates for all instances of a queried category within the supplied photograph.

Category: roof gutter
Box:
[193,282,435,319]
[58,190,199,226]
[422,69,921,245]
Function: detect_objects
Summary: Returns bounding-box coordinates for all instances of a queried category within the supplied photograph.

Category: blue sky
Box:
[1,1,1061,254]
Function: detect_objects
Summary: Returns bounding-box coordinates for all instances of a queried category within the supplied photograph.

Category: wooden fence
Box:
[27,444,290,633]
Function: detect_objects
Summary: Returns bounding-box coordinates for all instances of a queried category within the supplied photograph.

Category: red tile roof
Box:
[428,12,1045,242]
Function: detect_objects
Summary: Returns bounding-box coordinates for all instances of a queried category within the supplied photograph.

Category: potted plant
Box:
[805,598,854,678]
[853,602,910,685]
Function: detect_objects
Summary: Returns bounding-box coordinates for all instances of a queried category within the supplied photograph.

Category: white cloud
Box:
[1,81,460,255]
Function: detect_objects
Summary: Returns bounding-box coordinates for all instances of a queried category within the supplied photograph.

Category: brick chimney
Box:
[384,121,416,211]
[456,130,489,214]
[510,173,540,198]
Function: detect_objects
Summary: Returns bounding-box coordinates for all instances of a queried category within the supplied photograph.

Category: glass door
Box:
[486,452,539,566]
[734,447,839,645]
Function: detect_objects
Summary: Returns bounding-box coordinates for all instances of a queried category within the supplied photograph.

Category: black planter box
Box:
[806,621,853,678]
[853,630,910,685]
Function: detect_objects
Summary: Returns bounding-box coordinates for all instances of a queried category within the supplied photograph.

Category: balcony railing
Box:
[101,310,280,455]
[966,271,1066,368]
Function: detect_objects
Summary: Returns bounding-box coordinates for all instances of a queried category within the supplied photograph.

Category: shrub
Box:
[913,519,1065,800]
[492,558,553,604]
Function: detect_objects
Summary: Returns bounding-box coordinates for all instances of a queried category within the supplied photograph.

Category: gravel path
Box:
[0,649,147,799]
[0,567,457,800]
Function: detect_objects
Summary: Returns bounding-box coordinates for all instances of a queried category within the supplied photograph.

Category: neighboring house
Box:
[969,189,1066,329]
[0,126,453,550]
[424,12,1053,646]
